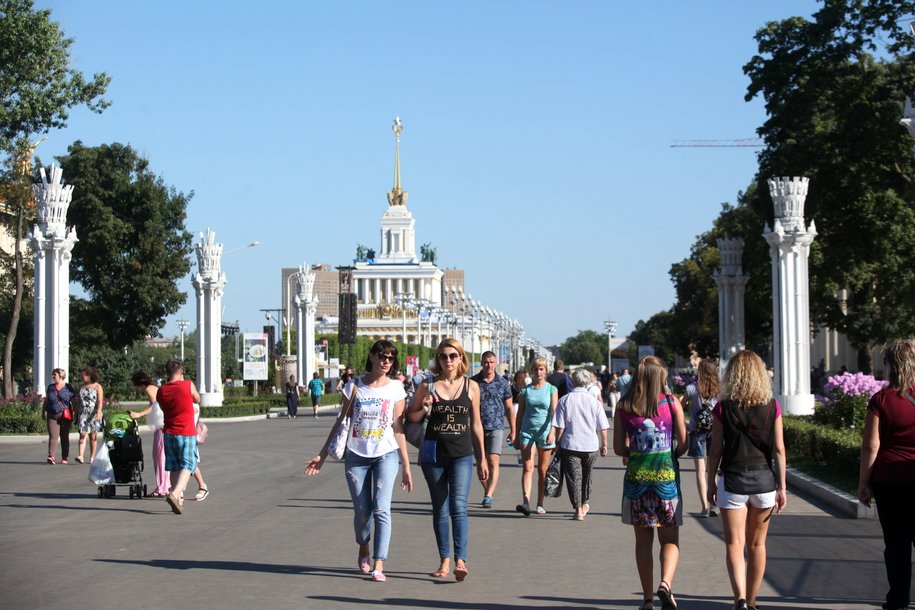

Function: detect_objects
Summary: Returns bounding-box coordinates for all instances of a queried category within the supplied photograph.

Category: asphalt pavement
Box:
[0,413,898,610]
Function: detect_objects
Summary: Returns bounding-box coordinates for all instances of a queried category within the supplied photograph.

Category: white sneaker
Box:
[536,505,546,515]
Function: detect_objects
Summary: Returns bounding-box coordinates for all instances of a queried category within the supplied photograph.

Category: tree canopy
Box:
[51,142,193,350]
[743,0,915,362]
[558,330,608,366]
[0,0,109,154]
[660,0,915,368]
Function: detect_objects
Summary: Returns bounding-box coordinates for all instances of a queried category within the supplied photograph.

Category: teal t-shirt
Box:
[308,378,324,397]
[520,383,557,434]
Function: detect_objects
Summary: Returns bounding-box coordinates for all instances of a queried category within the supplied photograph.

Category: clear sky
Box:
[36,0,819,347]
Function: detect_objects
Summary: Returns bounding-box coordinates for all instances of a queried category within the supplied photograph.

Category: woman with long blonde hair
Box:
[614,356,687,610]
[707,350,787,610]
[858,339,915,610]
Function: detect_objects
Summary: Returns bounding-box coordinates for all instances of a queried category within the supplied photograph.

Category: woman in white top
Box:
[552,369,610,520]
[130,371,168,496]
[306,340,413,583]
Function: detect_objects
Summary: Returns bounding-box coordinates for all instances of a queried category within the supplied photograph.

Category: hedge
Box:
[783,415,861,475]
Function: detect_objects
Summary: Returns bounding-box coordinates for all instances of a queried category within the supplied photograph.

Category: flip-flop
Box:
[454,564,468,582]
[657,581,677,610]
[370,570,386,582]
[431,565,449,578]
[166,493,183,514]
[195,488,209,502]
[358,555,371,574]
[74,456,84,464]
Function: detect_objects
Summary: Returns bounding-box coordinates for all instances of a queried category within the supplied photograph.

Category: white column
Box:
[385,278,392,303]
[374,278,381,304]
[30,166,77,392]
[714,238,749,369]
[765,177,817,415]
[295,263,317,383]
[193,229,226,406]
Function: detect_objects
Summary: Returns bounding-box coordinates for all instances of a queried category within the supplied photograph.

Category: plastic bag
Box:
[544,452,563,498]
[196,420,208,444]
[147,403,164,430]
[88,441,114,485]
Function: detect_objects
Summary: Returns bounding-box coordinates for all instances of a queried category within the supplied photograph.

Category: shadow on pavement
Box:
[309,596,604,609]
[4,502,157,515]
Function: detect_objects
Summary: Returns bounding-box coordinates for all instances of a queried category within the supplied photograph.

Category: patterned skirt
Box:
[622,489,682,527]
[77,406,103,434]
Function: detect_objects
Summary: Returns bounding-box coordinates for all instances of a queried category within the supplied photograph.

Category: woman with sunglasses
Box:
[305,340,413,582]
[407,338,488,581]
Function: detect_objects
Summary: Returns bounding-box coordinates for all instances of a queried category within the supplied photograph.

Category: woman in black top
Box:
[407,338,487,582]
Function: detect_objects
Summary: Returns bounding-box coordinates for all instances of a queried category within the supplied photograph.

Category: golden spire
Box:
[387,117,408,206]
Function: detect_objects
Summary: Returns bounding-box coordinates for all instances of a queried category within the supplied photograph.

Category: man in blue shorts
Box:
[471,351,515,508]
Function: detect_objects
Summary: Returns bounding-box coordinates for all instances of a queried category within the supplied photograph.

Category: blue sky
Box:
[36,0,819,347]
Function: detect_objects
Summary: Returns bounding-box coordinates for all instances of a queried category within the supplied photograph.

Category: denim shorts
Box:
[688,430,711,458]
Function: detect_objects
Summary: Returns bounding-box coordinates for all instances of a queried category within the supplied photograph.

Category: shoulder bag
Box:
[327,385,358,460]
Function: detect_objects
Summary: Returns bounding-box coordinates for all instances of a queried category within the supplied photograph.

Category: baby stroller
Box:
[97,412,146,499]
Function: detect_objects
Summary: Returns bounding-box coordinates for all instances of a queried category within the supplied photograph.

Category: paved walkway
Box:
[0,415,896,610]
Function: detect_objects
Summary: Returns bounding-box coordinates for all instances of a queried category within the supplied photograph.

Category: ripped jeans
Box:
[344,449,400,560]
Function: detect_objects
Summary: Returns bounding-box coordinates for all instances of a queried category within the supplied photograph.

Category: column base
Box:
[199,392,224,407]
[777,393,814,416]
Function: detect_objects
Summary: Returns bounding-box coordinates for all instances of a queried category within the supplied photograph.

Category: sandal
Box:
[454,563,468,582]
[431,562,449,578]
[370,570,386,582]
[657,581,677,610]
[74,456,84,464]
[639,601,655,610]
[195,488,210,502]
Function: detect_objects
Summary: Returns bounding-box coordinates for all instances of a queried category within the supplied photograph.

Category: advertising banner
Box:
[243,333,269,381]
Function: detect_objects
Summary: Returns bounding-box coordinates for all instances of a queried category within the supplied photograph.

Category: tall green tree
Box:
[558,330,607,366]
[0,0,109,396]
[52,142,193,350]
[743,0,915,369]
[628,310,677,365]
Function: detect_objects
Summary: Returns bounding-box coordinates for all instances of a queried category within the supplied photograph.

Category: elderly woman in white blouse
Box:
[551,369,610,520]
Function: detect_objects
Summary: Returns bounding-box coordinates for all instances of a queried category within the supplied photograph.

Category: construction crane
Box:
[670,138,763,148]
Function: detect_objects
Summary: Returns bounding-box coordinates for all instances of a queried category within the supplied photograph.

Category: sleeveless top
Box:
[716,399,779,470]
[619,395,679,501]
[425,377,473,458]
[157,380,196,436]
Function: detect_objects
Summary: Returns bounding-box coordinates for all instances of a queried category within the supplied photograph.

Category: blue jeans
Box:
[421,454,473,561]
[344,449,400,560]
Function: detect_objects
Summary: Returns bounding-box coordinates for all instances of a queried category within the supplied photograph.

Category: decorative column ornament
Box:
[902,97,915,154]
[294,262,318,385]
[764,177,817,415]
[31,165,78,392]
[192,229,226,406]
[714,238,749,368]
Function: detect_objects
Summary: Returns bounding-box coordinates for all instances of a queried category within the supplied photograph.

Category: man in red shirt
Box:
[157,360,201,514]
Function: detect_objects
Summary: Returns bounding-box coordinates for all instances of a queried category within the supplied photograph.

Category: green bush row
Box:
[783,415,862,474]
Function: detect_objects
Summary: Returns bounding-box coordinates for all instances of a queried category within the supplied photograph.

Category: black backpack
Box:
[696,397,714,432]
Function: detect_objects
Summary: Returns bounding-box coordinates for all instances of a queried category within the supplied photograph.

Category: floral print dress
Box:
[78,386,103,434]
[619,395,682,527]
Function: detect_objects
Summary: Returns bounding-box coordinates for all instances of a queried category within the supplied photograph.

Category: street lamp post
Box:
[177,319,189,361]
[604,318,618,372]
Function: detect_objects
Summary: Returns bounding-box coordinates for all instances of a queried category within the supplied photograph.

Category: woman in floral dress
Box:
[76,367,105,463]
[614,355,687,610]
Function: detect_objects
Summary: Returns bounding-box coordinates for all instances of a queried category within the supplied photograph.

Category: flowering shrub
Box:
[813,372,887,431]
[671,372,697,393]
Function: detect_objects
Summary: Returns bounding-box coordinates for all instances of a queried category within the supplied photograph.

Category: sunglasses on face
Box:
[376,353,395,363]
[437,352,460,362]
